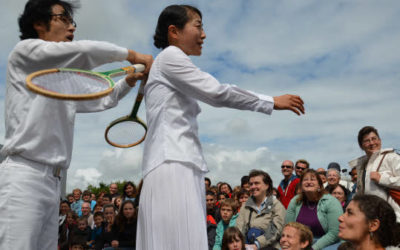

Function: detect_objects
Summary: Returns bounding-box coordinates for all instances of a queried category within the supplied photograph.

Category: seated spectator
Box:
[206,190,220,224]
[280,222,313,250]
[213,199,239,250]
[67,193,75,205]
[80,201,94,228]
[113,196,122,211]
[108,200,137,250]
[207,216,217,250]
[70,241,87,250]
[82,190,96,212]
[121,181,137,202]
[205,177,212,190]
[221,227,245,250]
[236,170,286,249]
[88,211,104,249]
[236,189,250,212]
[59,200,71,226]
[285,169,343,250]
[95,204,117,250]
[93,204,103,213]
[59,211,78,250]
[316,168,327,185]
[71,188,83,215]
[240,175,250,191]
[338,194,400,249]
[327,184,350,211]
[102,193,113,206]
[69,217,91,248]
[326,162,351,190]
[219,182,233,198]
[217,192,229,208]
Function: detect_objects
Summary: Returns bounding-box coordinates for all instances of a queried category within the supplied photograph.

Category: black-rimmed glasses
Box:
[51,13,77,27]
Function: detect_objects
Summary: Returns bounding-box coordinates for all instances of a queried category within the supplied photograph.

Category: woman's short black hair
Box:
[153,4,202,49]
[357,126,380,149]
[18,0,77,40]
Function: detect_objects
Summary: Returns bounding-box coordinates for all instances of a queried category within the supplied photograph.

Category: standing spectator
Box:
[338,194,400,249]
[121,181,137,202]
[109,183,120,200]
[213,199,239,250]
[236,170,286,249]
[285,169,342,250]
[71,188,84,215]
[109,200,137,250]
[278,160,300,209]
[59,200,71,226]
[280,222,313,250]
[295,159,309,178]
[349,126,400,222]
[348,167,357,200]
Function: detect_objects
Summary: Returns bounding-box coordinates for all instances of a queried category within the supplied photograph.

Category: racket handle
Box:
[111,64,145,77]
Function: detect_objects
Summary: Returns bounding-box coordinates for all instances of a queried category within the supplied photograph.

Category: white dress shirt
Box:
[142,46,274,176]
[1,39,132,169]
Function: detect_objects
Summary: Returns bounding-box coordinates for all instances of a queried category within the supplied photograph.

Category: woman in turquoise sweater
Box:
[285,169,343,250]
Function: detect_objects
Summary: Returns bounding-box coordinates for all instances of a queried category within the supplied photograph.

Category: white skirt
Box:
[136,162,208,250]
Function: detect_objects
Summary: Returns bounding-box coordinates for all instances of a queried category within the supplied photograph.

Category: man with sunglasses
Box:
[294,159,310,178]
[277,160,300,208]
[0,1,152,249]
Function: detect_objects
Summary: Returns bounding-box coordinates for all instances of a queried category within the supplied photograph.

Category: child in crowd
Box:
[69,217,91,248]
[70,241,87,250]
[88,212,104,249]
[110,200,137,249]
[213,199,239,250]
[221,227,245,250]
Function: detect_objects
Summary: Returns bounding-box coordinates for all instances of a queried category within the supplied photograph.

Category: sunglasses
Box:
[281,165,293,169]
[296,166,306,170]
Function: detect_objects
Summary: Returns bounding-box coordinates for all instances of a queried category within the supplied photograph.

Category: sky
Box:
[0,0,400,194]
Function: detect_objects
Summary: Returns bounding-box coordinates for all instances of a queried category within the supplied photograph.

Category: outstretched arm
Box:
[273,94,305,115]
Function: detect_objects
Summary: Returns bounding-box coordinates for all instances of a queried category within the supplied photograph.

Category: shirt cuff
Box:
[254,240,260,249]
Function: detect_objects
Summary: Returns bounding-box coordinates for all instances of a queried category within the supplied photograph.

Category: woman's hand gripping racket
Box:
[26,64,145,100]
[105,78,147,148]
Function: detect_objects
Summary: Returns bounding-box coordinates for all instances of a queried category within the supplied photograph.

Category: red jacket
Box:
[277,176,300,209]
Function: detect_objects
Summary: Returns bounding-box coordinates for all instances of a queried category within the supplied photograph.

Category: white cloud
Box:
[1,1,399,194]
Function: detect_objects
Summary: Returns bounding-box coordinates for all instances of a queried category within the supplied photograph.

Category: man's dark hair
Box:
[240,175,249,187]
[18,0,77,40]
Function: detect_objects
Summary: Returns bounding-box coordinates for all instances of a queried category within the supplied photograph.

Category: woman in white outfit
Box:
[136,4,305,250]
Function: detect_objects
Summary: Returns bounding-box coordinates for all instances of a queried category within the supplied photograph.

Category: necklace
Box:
[306,200,317,210]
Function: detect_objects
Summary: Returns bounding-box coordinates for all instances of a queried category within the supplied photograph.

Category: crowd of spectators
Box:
[58,126,400,250]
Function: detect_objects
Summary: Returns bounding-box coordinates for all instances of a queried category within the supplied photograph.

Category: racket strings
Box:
[106,120,146,146]
[32,71,110,95]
